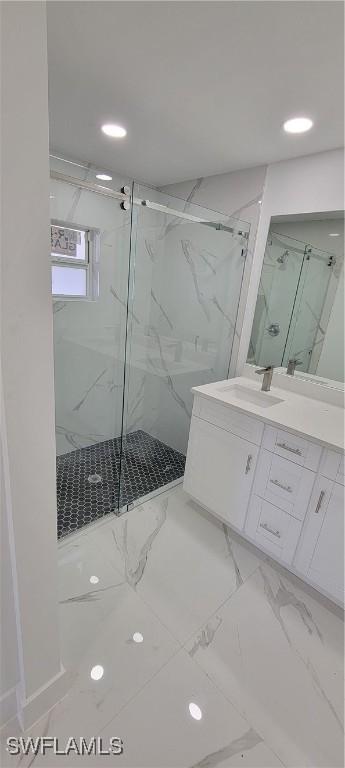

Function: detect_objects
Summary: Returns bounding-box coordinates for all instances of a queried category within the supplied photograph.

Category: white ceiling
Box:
[47,1,344,186]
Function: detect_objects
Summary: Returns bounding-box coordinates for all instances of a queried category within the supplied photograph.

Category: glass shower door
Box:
[50,159,133,536]
[249,231,338,374]
[117,183,249,511]
[249,232,305,367]
[282,244,336,372]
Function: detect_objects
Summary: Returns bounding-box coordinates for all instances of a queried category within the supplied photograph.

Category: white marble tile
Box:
[94,486,263,644]
[94,649,284,767]
[1,651,282,768]
[185,561,344,767]
[58,529,126,669]
[1,587,179,767]
[2,487,342,768]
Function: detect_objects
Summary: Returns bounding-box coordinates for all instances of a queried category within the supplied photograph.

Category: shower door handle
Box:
[314,490,325,514]
[245,454,253,475]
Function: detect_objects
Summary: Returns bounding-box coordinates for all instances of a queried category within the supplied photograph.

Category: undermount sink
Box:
[218,383,284,408]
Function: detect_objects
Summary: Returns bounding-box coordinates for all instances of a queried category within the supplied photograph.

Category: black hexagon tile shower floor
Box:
[56,430,186,539]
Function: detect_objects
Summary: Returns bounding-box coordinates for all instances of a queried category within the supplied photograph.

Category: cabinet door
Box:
[294,478,344,604]
[183,416,259,530]
[320,449,345,486]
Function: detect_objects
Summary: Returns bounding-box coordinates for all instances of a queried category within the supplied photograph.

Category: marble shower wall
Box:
[162,166,267,376]
[122,184,250,455]
[50,158,138,455]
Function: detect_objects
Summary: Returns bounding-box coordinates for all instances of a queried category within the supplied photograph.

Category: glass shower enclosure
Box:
[50,162,249,538]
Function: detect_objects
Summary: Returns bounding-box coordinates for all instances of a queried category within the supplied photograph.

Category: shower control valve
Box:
[266,323,280,337]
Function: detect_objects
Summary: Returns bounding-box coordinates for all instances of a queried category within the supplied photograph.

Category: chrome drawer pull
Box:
[276,441,302,456]
[260,522,281,538]
[314,490,325,514]
[270,478,292,493]
[245,454,253,475]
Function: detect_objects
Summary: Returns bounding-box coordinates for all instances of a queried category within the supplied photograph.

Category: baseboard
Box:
[0,686,18,728]
[17,665,70,731]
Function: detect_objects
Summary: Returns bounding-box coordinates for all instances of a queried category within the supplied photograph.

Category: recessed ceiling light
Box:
[101,124,127,139]
[188,702,202,721]
[96,173,113,181]
[90,665,104,681]
[89,575,99,584]
[283,117,313,134]
[329,232,340,237]
[132,632,144,643]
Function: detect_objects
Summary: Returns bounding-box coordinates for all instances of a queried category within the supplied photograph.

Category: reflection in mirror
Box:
[248,213,344,385]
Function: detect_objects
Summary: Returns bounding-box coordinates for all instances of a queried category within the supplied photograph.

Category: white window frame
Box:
[50,219,100,300]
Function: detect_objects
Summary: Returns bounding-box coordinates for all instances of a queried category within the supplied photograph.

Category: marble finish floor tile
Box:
[1,651,283,768]
[1,589,179,767]
[185,562,344,767]
[58,529,127,669]
[85,650,285,768]
[2,487,343,768]
[94,486,263,644]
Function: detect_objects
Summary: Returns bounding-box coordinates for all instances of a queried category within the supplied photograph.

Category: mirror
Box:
[248,212,344,386]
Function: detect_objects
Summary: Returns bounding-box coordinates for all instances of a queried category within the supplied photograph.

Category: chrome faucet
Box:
[255,365,274,392]
[286,358,302,376]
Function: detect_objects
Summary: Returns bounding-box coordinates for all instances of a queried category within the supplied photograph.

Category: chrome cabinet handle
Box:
[270,478,292,493]
[245,454,253,475]
[276,441,302,456]
[260,522,281,538]
[314,490,325,514]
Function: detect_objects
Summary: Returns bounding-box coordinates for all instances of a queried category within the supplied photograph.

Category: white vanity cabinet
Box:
[183,415,259,531]
[184,391,345,606]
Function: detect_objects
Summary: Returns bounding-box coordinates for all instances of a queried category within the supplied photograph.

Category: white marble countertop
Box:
[192,376,345,452]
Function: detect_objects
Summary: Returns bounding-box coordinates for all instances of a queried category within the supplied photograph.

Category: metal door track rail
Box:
[50,171,248,237]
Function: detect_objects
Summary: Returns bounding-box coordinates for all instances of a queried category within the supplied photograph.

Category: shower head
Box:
[277,249,289,265]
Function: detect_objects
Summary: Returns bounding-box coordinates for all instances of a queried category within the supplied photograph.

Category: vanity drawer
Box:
[196,397,263,446]
[320,449,345,485]
[253,450,315,520]
[245,495,303,564]
[262,425,322,471]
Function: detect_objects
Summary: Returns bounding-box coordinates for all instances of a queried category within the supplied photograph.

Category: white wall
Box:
[237,148,344,373]
[1,1,67,727]
[0,417,19,725]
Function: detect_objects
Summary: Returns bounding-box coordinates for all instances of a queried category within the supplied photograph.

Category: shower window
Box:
[50,221,100,299]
